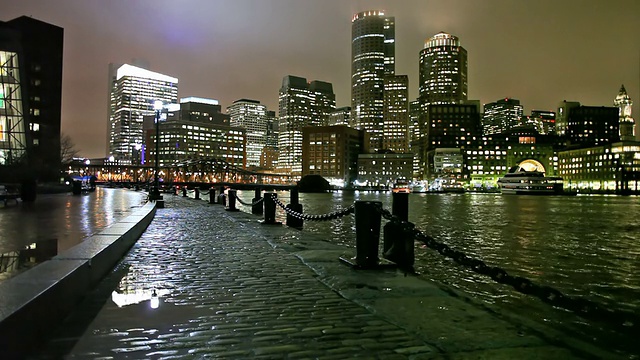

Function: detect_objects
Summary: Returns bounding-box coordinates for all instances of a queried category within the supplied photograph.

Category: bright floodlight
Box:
[153,100,164,111]
[84,159,90,165]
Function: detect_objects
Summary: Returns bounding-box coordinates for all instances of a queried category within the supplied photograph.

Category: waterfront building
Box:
[357,152,413,188]
[351,10,395,151]
[420,102,482,178]
[328,106,351,127]
[530,110,556,135]
[562,103,619,147]
[465,127,560,190]
[558,141,640,192]
[142,98,245,170]
[482,98,524,135]
[277,75,335,176]
[108,64,178,163]
[227,99,268,169]
[418,32,467,106]
[382,75,409,153]
[614,85,636,141]
[408,99,423,178]
[556,101,580,137]
[301,125,368,188]
[0,16,63,181]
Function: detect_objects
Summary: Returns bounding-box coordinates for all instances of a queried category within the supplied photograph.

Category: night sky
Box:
[5,0,640,158]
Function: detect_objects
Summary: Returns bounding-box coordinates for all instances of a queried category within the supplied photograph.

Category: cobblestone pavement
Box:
[33,195,611,359]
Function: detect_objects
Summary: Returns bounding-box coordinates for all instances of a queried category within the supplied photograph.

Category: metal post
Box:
[383,192,414,270]
[261,193,281,225]
[354,201,382,268]
[226,189,239,211]
[252,187,263,215]
[286,187,304,229]
[195,188,200,200]
[209,188,216,204]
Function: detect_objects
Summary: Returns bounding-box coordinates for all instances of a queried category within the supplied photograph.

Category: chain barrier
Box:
[273,197,355,221]
[236,194,264,206]
[200,189,210,196]
[373,204,638,334]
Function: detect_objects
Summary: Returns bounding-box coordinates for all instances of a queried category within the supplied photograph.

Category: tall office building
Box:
[277,75,334,175]
[0,16,63,181]
[108,64,178,163]
[530,110,556,135]
[351,10,395,151]
[482,98,524,135]
[419,32,467,105]
[329,106,351,126]
[227,99,268,168]
[614,84,635,141]
[383,75,409,152]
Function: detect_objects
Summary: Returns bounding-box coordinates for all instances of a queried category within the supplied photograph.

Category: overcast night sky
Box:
[4,0,640,158]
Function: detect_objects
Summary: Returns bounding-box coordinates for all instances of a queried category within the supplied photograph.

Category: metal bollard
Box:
[226,189,239,211]
[182,187,187,197]
[286,187,304,229]
[261,193,281,225]
[354,201,382,268]
[209,188,216,204]
[195,188,200,200]
[252,187,263,215]
[383,192,414,270]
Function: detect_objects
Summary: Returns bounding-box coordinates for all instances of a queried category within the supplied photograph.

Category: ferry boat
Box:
[392,178,411,193]
[497,166,564,195]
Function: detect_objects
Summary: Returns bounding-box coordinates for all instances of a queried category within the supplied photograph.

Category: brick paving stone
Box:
[31,195,618,359]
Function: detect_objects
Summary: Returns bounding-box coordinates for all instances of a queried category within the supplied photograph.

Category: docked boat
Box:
[497,166,564,195]
[392,178,411,193]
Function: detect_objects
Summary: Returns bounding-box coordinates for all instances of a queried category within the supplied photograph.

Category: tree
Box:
[60,133,79,165]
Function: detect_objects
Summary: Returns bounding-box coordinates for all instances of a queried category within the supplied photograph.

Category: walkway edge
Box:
[0,201,157,359]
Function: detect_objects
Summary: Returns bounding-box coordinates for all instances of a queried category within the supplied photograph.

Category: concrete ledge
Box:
[0,201,156,359]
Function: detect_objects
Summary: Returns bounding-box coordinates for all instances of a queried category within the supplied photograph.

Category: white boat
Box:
[497,166,564,195]
[392,178,411,193]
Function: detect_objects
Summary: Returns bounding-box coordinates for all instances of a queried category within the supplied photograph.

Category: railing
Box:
[172,186,639,338]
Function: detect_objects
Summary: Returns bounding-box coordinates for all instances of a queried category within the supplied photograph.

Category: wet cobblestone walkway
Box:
[35,196,437,359]
[33,195,611,359]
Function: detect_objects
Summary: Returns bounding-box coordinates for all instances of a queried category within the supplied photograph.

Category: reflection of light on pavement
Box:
[111,288,169,308]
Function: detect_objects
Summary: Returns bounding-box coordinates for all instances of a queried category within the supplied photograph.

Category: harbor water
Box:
[235,190,639,355]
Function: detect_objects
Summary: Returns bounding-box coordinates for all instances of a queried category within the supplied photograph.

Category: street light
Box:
[151,100,164,202]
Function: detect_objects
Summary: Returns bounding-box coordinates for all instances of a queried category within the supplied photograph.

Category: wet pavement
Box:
[32,195,619,359]
[0,187,147,283]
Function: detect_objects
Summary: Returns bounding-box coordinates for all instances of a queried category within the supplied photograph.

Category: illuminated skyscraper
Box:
[351,10,395,151]
[277,75,334,175]
[0,16,63,181]
[418,32,467,105]
[383,75,409,152]
[482,98,524,135]
[108,64,178,162]
[614,84,635,141]
[228,99,268,168]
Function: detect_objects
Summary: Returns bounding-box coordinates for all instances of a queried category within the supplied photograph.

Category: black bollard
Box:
[353,201,382,268]
[226,189,239,211]
[72,180,82,195]
[383,192,414,270]
[195,188,200,200]
[252,188,263,215]
[182,187,187,197]
[209,188,216,204]
[261,193,281,225]
[286,187,304,229]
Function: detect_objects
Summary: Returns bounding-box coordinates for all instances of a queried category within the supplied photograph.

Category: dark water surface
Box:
[236,190,639,355]
[0,187,146,281]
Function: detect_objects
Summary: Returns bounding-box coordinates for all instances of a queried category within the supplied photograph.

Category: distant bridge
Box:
[69,157,297,186]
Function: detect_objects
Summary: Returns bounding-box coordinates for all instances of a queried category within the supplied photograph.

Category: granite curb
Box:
[0,201,157,358]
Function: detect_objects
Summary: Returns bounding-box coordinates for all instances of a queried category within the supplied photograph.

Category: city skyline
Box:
[4,0,640,158]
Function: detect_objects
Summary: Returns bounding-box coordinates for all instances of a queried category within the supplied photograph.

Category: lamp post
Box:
[151,100,163,201]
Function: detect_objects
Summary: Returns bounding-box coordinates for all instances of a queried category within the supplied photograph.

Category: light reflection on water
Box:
[0,187,146,281]
[236,190,639,352]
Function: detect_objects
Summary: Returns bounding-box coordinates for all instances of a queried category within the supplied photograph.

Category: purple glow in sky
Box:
[5,0,640,158]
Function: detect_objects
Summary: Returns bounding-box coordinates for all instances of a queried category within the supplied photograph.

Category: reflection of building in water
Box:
[111,266,169,307]
[0,239,58,282]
